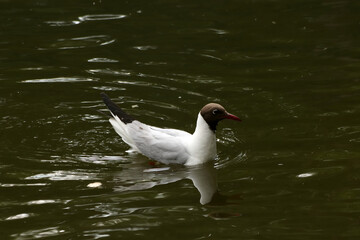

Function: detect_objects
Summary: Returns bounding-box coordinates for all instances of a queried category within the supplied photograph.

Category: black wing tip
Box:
[100,92,112,105]
[100,92,135,124]
[100,92,109,100]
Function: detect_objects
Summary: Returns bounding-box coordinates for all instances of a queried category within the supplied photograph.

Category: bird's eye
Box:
[212,109,219,115]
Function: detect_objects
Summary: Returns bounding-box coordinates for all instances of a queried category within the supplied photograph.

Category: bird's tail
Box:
[100,92,135,124]
[100,93,139,151]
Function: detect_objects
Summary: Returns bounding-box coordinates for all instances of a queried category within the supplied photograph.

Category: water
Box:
[1,0,359,239]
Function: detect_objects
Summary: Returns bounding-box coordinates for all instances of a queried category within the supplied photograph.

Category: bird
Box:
[100,93,241,166]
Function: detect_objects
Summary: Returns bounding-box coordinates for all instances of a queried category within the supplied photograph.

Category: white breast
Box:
[185,113,217,165]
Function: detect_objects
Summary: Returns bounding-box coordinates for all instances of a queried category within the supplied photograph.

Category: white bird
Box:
[101,93,241,166]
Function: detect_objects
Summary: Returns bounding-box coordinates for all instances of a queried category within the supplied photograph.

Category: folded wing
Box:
[126,121,191,164]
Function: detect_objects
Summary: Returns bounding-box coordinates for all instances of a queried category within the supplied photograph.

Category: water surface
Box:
[1,0,359,239]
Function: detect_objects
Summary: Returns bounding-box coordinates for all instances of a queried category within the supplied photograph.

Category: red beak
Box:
[225,112,242,121]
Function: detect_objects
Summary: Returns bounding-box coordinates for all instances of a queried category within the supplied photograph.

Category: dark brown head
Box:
[200,103,241,131]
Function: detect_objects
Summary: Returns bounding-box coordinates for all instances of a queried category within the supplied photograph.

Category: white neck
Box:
[185,113,217,165]
[193,112,215,137]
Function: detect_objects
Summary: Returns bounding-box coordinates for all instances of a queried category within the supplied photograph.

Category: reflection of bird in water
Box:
[187,163,219,205]
[111,161,224,205]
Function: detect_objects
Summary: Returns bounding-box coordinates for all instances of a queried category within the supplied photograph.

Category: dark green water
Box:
[1,0,360,239]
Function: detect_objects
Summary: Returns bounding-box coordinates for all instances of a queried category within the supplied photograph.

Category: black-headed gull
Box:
[101,93,241,166]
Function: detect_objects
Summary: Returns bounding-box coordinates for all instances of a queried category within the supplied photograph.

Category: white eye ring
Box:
[212,109,219,115]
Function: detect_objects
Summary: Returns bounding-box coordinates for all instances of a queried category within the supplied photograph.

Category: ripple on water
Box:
[45,20,81,26]
[135,61,168,66]
[5,213,34,221]
[0,183,49,188]
[45,14,126,27]
[141,100,181,110]
[337,125,360,142]
[11,227,67,240]
[86,68,207,98]
[115,79,204,97]
[217,128,241,145]
[92,86,127,91]
[215,151,247,169]
[88,58,119,63]
[78,14,127,22]
[207,28,229,35]
[87,68,132,76]
[297,172,316,178]
[0,199,68,207]
[76,154,128,165]
[21,77,95,83]
[170,73,223,84]
[133,45,157,51]
[45,35,115,50]
[224,51,290,62]
[25,170,101,181]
